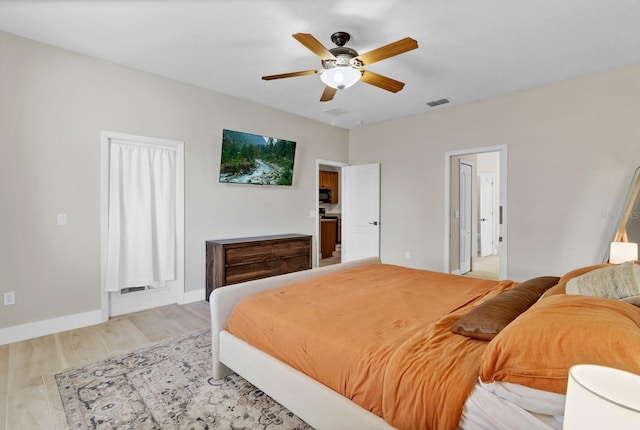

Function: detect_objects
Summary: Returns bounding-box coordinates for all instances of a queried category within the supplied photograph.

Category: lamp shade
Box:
[320,66,361,90]
[564,365,640,429]
[609,242,638,264]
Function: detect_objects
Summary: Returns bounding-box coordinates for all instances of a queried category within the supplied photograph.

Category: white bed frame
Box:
[209,257,395,430]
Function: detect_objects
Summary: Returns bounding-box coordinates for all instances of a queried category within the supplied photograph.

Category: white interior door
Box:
[459,162,472,274]
[479,173,495,257]
[341,163,380,262]
[101,131,184,318]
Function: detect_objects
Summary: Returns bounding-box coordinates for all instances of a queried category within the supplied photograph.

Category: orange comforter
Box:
[227,264,515,429]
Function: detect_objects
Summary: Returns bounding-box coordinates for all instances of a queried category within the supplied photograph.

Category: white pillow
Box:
[566,260,640,301]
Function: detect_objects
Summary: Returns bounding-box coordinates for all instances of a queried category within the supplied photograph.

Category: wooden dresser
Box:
[205,234,312,300]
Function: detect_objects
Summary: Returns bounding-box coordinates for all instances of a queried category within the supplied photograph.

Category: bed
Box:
[209,257,640,430]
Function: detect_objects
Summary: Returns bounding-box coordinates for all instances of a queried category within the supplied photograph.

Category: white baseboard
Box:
[0,309,103,346]
[183,288,205,304]
[0,289,206,346]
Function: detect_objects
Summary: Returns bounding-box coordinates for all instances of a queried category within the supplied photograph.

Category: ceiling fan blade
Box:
[320,86,337,102]
[360,70,405,93]
[355,37,418,65]
[293,33,336,61]
[262,69,319,80]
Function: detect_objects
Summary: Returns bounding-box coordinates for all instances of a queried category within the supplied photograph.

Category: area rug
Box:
[55,329,313,429]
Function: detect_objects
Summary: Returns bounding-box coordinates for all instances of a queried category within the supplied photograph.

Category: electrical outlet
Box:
[4,292,15,306]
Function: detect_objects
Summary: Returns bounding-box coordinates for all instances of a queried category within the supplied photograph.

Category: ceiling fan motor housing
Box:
[322,47,363,70]
[321,33,363,90]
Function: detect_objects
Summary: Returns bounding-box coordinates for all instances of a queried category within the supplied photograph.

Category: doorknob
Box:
[480,218,487,221]
[369,221,379,226]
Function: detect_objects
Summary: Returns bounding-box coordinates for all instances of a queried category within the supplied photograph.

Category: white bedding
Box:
[460,381,565,429]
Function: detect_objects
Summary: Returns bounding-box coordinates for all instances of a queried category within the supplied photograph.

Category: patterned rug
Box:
[55,330,313,429]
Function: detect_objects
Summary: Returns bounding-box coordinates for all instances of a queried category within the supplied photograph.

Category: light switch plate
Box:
[57,213,67,225]
[4,292,15,306]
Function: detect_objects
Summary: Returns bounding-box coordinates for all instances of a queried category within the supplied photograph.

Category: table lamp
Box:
[609,242,638,264]
[564,364,640,429]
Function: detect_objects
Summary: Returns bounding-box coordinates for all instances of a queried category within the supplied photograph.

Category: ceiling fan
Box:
[262,32,418,102]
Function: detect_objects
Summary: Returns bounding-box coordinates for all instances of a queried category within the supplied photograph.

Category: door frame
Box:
[316,159,348,267]
[100,131,185,321]
[444,145,508,279]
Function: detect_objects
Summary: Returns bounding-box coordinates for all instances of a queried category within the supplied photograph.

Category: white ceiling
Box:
[1,1,639,130]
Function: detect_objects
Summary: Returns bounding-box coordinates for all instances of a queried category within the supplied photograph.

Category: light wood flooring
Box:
[1,301,210,430]
[463,254,500,280]
[319,244,342,267]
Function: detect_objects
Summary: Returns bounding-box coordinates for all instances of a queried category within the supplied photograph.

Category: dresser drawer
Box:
[272,255,311,276]
[273,239,311,258]
[225,261,272,285]
[225,243,272,265]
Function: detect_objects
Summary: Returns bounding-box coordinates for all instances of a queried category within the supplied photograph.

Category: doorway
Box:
[315,160,381,267]
[444,146,507,280]
[317,161,345,267]
[100,131,185,319]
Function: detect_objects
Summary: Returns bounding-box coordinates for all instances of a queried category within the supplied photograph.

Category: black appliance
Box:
[319,188,332,202]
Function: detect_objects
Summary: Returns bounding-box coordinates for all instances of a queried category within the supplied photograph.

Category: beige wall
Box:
[349,64,640,281]
[0,32,349,329]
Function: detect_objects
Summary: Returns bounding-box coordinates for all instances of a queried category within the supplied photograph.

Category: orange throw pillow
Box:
[479,294,640,394]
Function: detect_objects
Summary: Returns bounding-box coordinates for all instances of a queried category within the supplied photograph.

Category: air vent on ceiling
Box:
[426,98,450,107]
[324,107,350,116]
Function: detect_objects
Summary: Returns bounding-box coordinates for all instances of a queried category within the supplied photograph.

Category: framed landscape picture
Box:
[219,129,296,186]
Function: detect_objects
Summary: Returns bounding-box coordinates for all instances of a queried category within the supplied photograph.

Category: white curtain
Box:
[105,141,176,292]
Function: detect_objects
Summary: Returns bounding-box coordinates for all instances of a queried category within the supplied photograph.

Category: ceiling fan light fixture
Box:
[320,66,361,90]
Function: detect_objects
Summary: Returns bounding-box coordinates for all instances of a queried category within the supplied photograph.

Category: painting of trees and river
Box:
[219,129,296,186]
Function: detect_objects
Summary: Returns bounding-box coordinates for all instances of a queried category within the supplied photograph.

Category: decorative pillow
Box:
[479,294,640,394]
[542,264,611,298]
[566,260,640,300]
[451,276,560,340]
